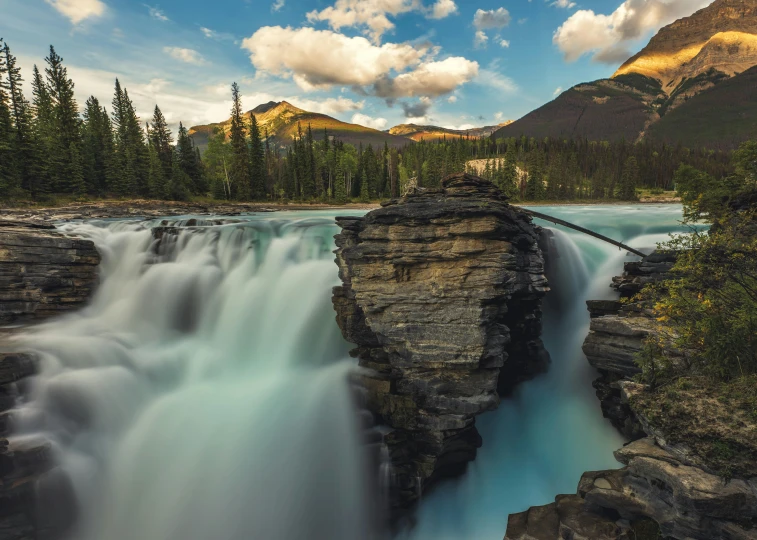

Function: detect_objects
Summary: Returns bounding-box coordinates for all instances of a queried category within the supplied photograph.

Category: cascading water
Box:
[8,205,695,540]
[403,204,695,540]
[10,212,382,540]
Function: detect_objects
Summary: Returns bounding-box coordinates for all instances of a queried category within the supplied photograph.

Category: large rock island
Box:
[332,173,550,514]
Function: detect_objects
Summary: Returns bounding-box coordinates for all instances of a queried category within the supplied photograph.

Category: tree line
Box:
[0,41,737,204]
[0,41,204,201]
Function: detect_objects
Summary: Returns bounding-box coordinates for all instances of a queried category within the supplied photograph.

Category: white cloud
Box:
[473,8,511,30]
[351,113,388,130]
[442,123,475,130]
[494,111,504,121]
[553,0,711,63]
[242,26,477,98]
[447,95,458,103]
[307,0,457,43]
[146,4,169,21]
[475,69,517,93]
[551,0,576,8]
[45,0,105,24]
[553,86,563,96]
[200,27,215,38]
[374,57,479,99]
[474,31,489,48]
[163,47,206,65]
[429,0,458,19]
[271,0,285,11]
[499,39,510,48]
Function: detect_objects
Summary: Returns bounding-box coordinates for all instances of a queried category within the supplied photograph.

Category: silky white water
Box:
[11,211,379,540]
[10,205,693,540]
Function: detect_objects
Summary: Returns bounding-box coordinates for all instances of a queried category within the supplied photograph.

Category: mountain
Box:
[388,122,513,141]
[188,101,411,152]
[494,0,757,149]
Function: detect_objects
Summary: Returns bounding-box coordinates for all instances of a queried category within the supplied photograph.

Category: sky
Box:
[1,0,712,132]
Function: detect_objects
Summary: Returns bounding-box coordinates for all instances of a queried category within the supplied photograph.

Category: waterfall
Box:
[10,215,381,540]
[403,204,689,540]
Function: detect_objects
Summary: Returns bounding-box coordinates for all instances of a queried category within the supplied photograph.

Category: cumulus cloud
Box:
[499,39,510,48]
[494,111,504,121]
[271,0,285,11]
[373,57,479,99]
[163,47,206,65]
[307,0,457,43]
[553,86,563,96]
[429,0,458,19]
[146,4,169,21]
[551,0,576,8]
[473,8,511,30]
[45,0,105,24]
[242,26,477,99]
[553,0,711,63]
[447,95,457,103]
[351,113,388,130]
[294,97,365,115]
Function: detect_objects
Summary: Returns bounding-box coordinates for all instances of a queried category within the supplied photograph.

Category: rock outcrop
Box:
[0,220,100,325]
[332,174,549,513]
[506,437,757,540]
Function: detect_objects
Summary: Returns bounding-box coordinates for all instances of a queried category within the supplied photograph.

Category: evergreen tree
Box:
[500,143,518,198]
[2,41,34,195]
[619,156,640,200]
[111,80,148,195]
[149,105,172,179]
[359,171,370,202]
[0,42,16,197]
[176,122,204,194]
[45,45,81,192]
[525,151,546,200]
[248,112,265,199]
[68,142,85,195]
[168,148,190,201]
[147,143,168,199]
[30,65,55,195]
[228,82,249,200]
[81,97,116,194]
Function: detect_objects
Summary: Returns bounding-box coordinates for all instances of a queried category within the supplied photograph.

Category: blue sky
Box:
[2,0,710,132]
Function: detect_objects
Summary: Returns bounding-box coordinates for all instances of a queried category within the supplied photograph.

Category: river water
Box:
[10,205,691,540]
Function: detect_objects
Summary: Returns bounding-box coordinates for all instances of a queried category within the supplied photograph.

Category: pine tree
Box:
[168,147,191,201]
[45,45,81,192]
[111,81,148,195]
[30,65,55,195]
[68,142,85,195]
[0,42,16,197]
[149,105,173,179]
[248,112,265,199]
[81,97,116,194]
[2,41,34,196]
[228,82,249,200]
[176,122,204,194]
[500,143,518,198]
[526,151,546,200]
[359,171,370,202]
[147,143,168,199]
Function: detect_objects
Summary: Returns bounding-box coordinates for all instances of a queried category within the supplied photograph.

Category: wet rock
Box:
[611,250,677,298]
[0,221,100,324]
[332,174,549,513]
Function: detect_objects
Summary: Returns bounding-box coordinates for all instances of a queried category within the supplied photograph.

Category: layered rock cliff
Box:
[332,173,549,513]
[0,220,100,325]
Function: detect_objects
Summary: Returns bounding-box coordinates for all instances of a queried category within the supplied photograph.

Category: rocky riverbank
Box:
[505,251,757,540]
[332,173,550,515]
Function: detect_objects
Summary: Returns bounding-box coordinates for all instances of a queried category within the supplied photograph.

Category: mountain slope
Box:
[189,101,411,152]
[646,65,757,150]
[494,0,757,149]
[613,0,757,92]
[388,122,513,141]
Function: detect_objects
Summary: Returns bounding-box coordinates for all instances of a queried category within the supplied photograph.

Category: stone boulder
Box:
[332,173,549,513]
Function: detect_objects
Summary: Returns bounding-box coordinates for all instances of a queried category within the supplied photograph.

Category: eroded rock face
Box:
[0,220,100,324]
[332,174,549,512]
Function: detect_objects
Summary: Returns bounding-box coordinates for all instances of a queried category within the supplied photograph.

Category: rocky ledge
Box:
[332,173,549,514]
[506,251,757,540]
[0,220,100,325]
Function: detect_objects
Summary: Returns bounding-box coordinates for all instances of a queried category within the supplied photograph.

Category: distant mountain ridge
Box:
[188,101,411,152]
[388,122,513,141]
[495,0,757,149]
